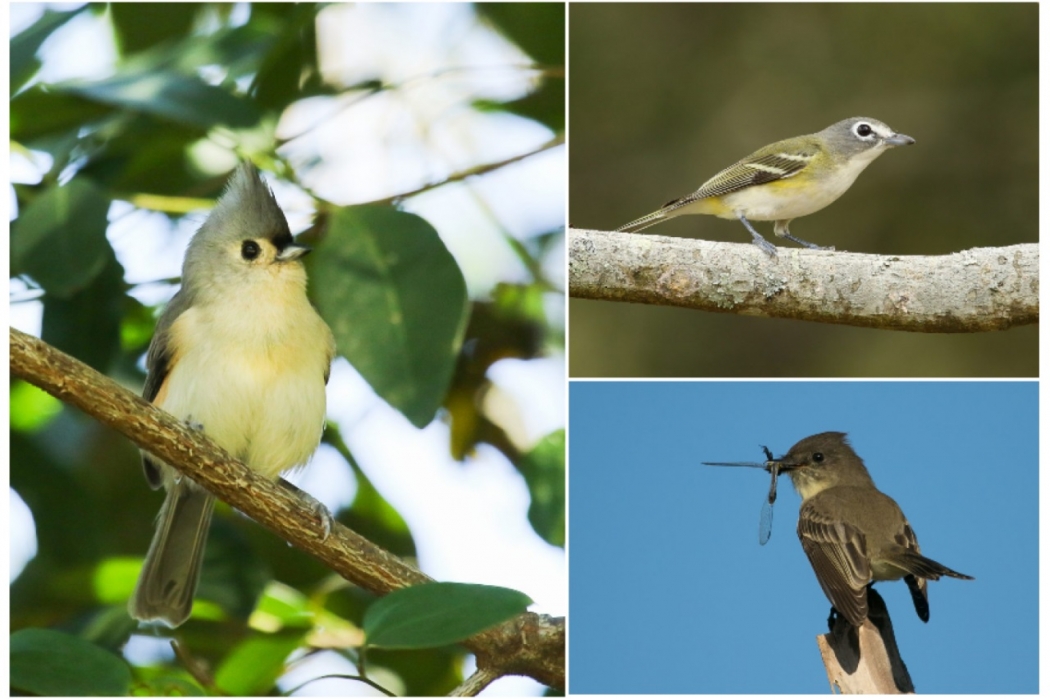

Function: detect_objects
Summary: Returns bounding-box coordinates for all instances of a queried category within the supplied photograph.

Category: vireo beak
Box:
[886,133,916,147]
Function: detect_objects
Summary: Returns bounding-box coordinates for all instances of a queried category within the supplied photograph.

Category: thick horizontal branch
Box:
[569,228,1038,332]
[9,328,564,692]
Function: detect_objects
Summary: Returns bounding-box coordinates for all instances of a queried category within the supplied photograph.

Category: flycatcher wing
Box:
[797,499,872,627]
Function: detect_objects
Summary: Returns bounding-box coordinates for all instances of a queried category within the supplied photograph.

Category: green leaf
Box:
[477,3,565,66]
[10,628,132,696]
[10,8,81,95]
[110,3,199,56]
[196,516,273,622]
[12,177,112,298]
[41,253,126,373]
[249,4,335,109]
[93,557,142,605]
[56,70,261,129]
[138,675,206,696]
[520,430,566,547]
[366,647,461,696]
[9,380,63,433]
[479,78,565,133]
[75,115,205,194]
[11,431,104,566]
[10,85,114,143]
[311,207,469,427]
[363,582,532,649]
[474,4,564,132]
[251,582,313,628]
[214,633,305,696]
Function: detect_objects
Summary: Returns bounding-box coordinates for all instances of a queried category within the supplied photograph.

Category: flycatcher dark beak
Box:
[767,458,801,473]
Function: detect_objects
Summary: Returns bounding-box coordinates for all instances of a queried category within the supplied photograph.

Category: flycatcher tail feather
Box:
[895,549,975,581]
[905,574,930,622]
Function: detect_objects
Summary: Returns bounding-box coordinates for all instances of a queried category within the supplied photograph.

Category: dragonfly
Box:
[703,446,782,545]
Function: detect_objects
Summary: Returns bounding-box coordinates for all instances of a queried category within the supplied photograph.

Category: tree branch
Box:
[362,135,565,207]
[8,327,564,692]
[450,667,501,696]
[568,228,1038,332]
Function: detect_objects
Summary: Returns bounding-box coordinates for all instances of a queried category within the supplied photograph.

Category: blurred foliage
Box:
[476,3,566,131]
[10,3,564,695]
[446,284,547,462]
[569,3,1037,378]
[312,206,470,428]
[361,583,532,650]
[11,628,133,696]
[519,430,566,548]
[9,8,79,94]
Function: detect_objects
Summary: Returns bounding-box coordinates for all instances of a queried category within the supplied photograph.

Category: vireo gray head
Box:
[617,117,915,256]
[818,117,916,163]
[770,432,973,627]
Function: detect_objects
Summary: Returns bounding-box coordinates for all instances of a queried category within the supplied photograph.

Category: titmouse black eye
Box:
[241,240,261,260]
[855,123,873,138]
[812,452,824,463]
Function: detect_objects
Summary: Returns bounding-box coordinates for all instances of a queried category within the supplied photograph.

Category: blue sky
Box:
[568,381,1037,694]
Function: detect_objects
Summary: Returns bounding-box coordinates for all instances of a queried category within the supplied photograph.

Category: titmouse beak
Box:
[277,243,311,262]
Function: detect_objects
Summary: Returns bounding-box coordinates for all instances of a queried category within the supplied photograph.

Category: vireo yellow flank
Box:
[617,117,915,256]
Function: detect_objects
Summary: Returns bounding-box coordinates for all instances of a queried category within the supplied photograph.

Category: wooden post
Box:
[816,588,915,693]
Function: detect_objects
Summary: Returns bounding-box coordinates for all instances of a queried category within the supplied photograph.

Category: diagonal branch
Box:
[568,228,1038,333]
[363,135,565,207]
[8,327,564,692]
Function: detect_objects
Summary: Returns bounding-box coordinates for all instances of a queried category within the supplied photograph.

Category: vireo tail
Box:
[618,117,915,256]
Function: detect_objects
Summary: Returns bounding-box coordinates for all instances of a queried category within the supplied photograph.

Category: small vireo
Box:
[617,117,915,256]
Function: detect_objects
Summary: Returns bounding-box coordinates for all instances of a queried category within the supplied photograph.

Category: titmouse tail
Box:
[128,482,215,627]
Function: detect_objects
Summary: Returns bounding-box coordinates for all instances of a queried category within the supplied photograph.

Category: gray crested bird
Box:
[128,163,335,627]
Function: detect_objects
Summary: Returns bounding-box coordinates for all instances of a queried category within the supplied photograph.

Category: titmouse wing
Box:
[141,288,194,489]
[142,288,194,402]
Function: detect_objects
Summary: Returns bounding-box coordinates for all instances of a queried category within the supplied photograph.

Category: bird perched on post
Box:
[772,432,973,626]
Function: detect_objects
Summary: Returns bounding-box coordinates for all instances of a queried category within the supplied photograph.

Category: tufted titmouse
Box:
[128,163,336,627]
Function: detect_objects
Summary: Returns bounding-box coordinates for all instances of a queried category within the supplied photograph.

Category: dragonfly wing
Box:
[759,498,774,545]
[758,463,779,545]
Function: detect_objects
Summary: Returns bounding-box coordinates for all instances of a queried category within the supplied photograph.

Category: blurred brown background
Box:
[569,3,1037,377]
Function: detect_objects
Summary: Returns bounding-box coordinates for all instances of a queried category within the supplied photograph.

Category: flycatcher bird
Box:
[617,117,915,256]
[128,162,336,627]
[774,432,973,627]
